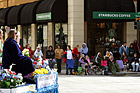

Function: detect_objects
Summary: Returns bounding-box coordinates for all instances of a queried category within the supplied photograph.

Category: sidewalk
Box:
[55,63,140,76]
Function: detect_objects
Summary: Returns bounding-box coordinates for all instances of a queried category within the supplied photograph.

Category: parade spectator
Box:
[61,40,67,51]
[105,51,113,61]
[131,53,139,72]
[2,29,35,77]
[46,45,56,69]
[95,52,102,67]
[86,55,92,74]
[108,56,120,74]
[101,56,108,70]
[55,45,64,73]
[25,44,34,58]
[73,45,79,73]
[133,40,140,56]
[80,43,88,55]
[119,42,129,59]
[79,54,89,75]
[34,46,43,59]
[128,43,136,70]
[129,43,136,57]
[0,30,3,64]
[63,45,75,75]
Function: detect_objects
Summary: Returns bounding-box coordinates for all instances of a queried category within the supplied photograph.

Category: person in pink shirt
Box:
[101,56,108,70]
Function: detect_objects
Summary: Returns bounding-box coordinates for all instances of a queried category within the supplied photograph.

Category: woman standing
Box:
[55,45,64,73]
[46,45,56,69]
[129,43,136,57]
[72,45,79,73]
[63,45,75,75]
[0,30,3,64]
[128,43,136,70]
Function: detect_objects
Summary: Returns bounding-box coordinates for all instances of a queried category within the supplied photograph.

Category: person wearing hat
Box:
[119,42,129,59]
[34,46,43,59]
[2,29,35,78]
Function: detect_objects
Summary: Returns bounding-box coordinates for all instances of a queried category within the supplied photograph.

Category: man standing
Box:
[119,42,129,58]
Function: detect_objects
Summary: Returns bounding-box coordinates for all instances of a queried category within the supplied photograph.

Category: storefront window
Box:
[22,25,31,48]
[87,22,124,57]
[55,23,68,48]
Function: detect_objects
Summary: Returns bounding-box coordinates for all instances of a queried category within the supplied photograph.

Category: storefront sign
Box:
[136,12,140,18]
[93,12,135,19]
[36,12,51,21]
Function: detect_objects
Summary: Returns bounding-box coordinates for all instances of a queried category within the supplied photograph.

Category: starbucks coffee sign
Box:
[36,12,51,21]
[93,12,135,19]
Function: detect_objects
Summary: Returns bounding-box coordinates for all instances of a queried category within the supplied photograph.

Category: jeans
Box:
[66,63,72,74]
[74,57,79,72]
[48,59,56,69]
[56,58,62,73]
[131,62,139,72]
[66,59,74,75]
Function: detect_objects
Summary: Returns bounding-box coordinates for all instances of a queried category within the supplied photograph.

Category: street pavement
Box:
[58,75,140,93]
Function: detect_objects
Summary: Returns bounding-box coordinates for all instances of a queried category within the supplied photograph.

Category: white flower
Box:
[11,79,14,83]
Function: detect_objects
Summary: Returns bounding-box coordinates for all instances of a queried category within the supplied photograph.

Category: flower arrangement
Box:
[0,69,23,88]
[33,68,48,77]
[33,59,48,69]
[22,49,30,57]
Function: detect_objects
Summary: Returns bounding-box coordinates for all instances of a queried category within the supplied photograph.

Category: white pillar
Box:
[17,25,22,39]
[31,24,36,51]
[126,22,137,46]
[48,22,54,47]
[68,0,84,49]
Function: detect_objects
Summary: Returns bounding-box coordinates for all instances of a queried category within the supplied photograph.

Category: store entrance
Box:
[87,22,124,58]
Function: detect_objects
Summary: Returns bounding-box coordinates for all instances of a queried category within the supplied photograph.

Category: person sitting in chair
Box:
[2,29,35,83]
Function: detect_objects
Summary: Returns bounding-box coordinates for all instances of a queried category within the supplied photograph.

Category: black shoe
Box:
[70,73,73,75]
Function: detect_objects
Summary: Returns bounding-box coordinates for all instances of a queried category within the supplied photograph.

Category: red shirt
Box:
[73,47,78,57]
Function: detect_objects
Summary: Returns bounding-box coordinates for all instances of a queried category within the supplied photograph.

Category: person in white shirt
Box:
[63,45,75,75]
[34,46,43,59]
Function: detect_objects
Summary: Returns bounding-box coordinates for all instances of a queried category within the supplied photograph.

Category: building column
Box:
[17,25,22,39]
[31,24,37,51]
[68,0,84,49]
[48,22,54,47]
[126,22,137,46]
